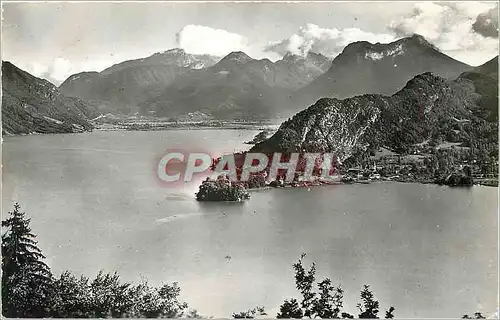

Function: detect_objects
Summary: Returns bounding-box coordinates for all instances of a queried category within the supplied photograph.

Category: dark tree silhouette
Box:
[231,306,266,319]
[2,203,189,318]
[311,279,344,318]
[357,285,395,319]
[385,306,395,319]
[293,253,318,318]
[2,203,53,317]
[278,254,395,319]
[277,298,303,318]
[357,285,380,318]
[49,271,93,317]
[463,312,486,319]
[50,271,188,317]
[186,308,211,319]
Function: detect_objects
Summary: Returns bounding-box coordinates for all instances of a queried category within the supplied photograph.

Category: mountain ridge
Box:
[2,61,97,135]
[56,35,486,121]
[289,34,473,115]
[58,49,220,114]
[141,50,332,119]
[251,62,498,163]
[145,35,475,120]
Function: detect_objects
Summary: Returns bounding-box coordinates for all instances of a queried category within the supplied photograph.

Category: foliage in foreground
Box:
[232,306,267,318]
[2,203,53,317]
[462,312,486,319]
[2,203,491,318]
[2,203,188,318]
[276,253,395,319]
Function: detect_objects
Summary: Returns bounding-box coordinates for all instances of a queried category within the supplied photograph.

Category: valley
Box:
[2,3,499,318]
[3,34,497,187]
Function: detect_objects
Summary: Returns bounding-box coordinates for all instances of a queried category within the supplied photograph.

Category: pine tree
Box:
[2,203,53,317]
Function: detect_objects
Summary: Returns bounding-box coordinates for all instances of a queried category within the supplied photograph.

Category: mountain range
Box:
[289,34,473,114]
[2,61,97,135]
[2,34,497,139]
[457,55,498,121]
[142,51,331,119]
[59,34,474,120]
[60,49,331,118]
[251,55,498,163]
[58,49,219,114]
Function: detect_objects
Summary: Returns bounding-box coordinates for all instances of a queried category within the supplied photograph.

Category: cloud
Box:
[16,57,124,85]
[11,3,499,83]
[177,24,397,62]
[472,5,499,38]
[388,2,498,65]
[176,25,249,57]
[264,3,498,66]
[265,23,396,58]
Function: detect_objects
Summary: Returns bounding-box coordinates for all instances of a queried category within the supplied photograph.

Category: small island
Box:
[196,176,250,201]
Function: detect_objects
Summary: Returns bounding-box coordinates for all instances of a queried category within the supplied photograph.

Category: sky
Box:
[2,1,499,85]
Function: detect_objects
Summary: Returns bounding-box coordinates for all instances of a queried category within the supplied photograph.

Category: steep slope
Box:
[143,51,331,119]
[59,49,219,114]
[250,95,380,160]
[100,48,217,75]
[457,56,498,121]
[267,52,331,89]
[291,34,472,113]
[252,70,497,162]
[2,61,96,135]
[472,55,498,80]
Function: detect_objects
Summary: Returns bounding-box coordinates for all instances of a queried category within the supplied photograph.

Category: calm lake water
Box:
[2,130,498,318]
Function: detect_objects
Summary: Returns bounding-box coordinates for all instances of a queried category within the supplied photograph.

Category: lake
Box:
[2,130,498,318]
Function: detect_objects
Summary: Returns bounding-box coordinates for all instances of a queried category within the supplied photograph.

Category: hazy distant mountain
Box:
[59,49,219,114]
[273,52,332,88]
[457,55,498,121]
[101,48,217,74]
[2,61,96,135]
[57,35,478,121]
[471,55,498,80]
[290,34,473,113]
[142,51,331,119]
[252,65,498,161]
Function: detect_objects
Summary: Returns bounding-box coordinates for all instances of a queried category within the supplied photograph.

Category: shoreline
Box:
[3,123,277,137]
[211,180,498,202]
[265,178,498,189]
[5,129,497,188]
[94,126,268,132]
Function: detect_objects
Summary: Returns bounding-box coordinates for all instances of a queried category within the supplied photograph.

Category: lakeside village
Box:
[196,145,499,201]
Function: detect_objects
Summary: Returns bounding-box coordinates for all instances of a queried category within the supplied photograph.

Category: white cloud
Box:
[265,23,396,58]
[14,3,499,84]
[50,58,74,83]
[176,24,282,61]
[15,56,136,85]
[388,2,498,66]
[263,3,498,65]
[176,25,248,57]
